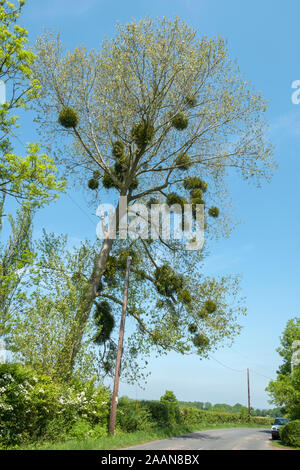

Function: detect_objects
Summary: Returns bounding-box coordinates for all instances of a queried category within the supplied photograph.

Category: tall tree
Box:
[266,318,300,419]
[276,317,300,375]
[0,0,65,338]
[33,18,274,379]
[0,0,65,206]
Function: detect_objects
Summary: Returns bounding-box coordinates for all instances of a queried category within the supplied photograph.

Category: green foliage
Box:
[188,323,198,334]
[146,196,159,208]
[112,141,125,159]
[266,319,300,420]
[266,366,300,420]
[117,397,154,432]
[204,299,217,313]
[131,120,154,148]
[160,390,178,404]
[0,363,110,447]
[280,420,300,448]
[208,206,220,218]
[154,264,184,297]
[178,289,192,305]
[277,318,300,375]
[185,95,197,107]
[192,333,210,351]
[142,400,183,428]
[102,171,116,189]
[0,143,65,206]
[93,301,115,345]
[58,107,78,129]
[0,205,34,336]
[7,232,100,379]
[184,177,208,192]
[190,188,203,199]
[88,178,99,190]
[0,1,65,206]
[166,192,187,209]
[171,113,188,130]
[175,152,192,170]
[114,156,129,175]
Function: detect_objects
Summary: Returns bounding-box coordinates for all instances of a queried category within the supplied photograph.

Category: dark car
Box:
[271,417,290,440]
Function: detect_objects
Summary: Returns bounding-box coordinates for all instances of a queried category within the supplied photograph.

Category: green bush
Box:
[140,400,183,428]
[280,420,300,448]
[0,363,110,447]
[117,397,154,432]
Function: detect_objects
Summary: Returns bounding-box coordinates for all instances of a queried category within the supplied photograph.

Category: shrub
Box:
[0,363,110,447]
[280,420,300,448]
[117,397,154,432]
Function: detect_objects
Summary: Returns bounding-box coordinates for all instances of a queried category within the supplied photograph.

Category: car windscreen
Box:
[274,418,289,425]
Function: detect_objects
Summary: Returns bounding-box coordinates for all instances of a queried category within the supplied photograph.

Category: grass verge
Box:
[17,423,269,451]
[270,440,299,450]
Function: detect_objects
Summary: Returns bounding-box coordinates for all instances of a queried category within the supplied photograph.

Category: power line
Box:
[207,354,245,373]
[208,354,274,381]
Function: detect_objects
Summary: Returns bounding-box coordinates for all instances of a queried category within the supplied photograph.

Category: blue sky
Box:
[9,0,300,408]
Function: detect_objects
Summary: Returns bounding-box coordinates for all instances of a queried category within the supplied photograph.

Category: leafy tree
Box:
[0,1,65,340]
[160,390,178,404]
[33,18,273,379]
[0,203,34,336]
[0,0,65,206]
[266,319,300,419]
[7,232,101,379]
[276,317,300,375]
[266,367,300,420]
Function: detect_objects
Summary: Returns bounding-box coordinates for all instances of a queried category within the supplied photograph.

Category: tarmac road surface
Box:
[123,428,277,450]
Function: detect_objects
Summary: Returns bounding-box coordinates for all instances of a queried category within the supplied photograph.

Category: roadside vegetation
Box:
[0,366,272,450]
[266,319,300,449]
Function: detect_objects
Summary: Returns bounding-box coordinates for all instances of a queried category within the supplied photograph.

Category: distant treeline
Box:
[177,401,281,417]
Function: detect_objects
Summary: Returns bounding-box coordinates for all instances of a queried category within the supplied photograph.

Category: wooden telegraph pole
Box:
[109,256,132,435]
[247,368,251,418]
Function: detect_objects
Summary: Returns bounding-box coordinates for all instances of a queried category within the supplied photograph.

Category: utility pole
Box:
[247,368,251,418]
[109,256,132,436]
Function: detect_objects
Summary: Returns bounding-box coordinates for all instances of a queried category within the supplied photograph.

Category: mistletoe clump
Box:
[188,323,198,333]
[58,107,79,128]
[146,196,160,208]
[103,256,118,285]
[131,120,154,148]
[204,299,217,313]
[183,177,208,192]
[175,152,192,170]
[190,188,203,199]
[178,289,192,304]
[93,301,115,345]
[155,264,184,297]
[88,178,99,190]
[112,141,125,159]
[114,155,130,176]
[171,112,189,130]
[102,171,117,189]
[208,206,220,218]
[185,95,197,108]
[197,309,209,319]
[118,248,139,269]
[166,192,187,210]
[192,333,210,351]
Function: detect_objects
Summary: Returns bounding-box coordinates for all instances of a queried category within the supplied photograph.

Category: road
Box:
[124,428,276,450]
